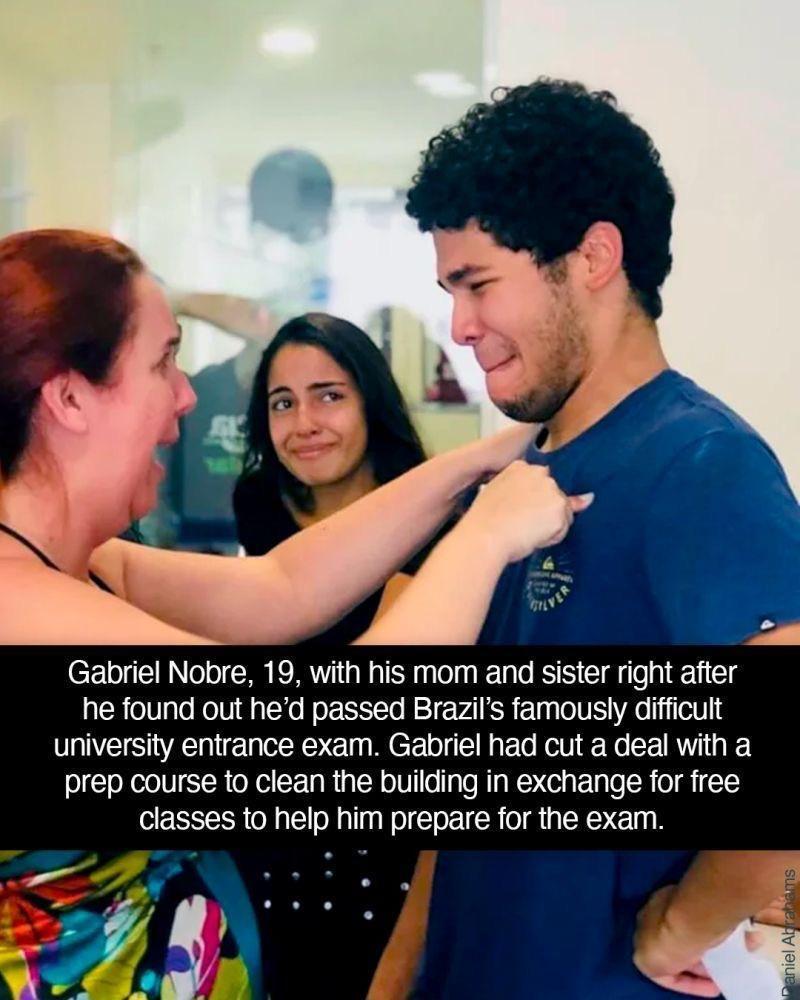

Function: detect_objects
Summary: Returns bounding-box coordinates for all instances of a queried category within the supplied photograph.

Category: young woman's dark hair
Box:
[234,312,427,553]
[0,229,144,479]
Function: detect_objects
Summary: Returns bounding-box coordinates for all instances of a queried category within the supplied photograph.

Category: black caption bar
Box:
[4,645,795,847]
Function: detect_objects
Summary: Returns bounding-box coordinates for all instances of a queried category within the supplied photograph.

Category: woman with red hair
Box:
[0,229,587,998]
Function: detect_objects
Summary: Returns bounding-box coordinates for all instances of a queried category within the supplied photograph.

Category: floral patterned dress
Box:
[0,851,258,1000]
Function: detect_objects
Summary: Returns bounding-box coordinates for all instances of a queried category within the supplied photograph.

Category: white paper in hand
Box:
[703,920,783,1000]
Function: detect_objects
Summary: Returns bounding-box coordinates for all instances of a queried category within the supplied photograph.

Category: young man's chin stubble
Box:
[496,378,581,425]
[495,279,589,425]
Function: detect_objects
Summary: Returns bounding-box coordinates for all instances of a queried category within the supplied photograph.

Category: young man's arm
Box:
[633,630,799,994]
[632,621,799,995]
[634,851,799,995]
[741,616,800,929]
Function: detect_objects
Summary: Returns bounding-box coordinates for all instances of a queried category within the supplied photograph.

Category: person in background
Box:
[165,149,334,550]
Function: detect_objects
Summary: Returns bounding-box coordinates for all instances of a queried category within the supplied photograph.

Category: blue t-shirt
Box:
[480,369,800,645]
[417,371,800,1000]
[417,851,695,999]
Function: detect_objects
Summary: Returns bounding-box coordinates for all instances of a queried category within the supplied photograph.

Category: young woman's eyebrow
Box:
[307,380,347,391]
[268,380,347,398]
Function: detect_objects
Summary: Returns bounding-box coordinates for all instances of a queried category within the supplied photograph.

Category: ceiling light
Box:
[260,28,317,57]
[413,71,477,98]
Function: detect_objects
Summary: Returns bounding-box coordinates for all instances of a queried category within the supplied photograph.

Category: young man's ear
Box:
[38,371,91,434]
[576,221,624,293]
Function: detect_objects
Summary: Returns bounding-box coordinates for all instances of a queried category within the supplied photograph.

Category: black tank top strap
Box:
[89,570,115,594]
[0,521,115,595]
[0,521,59,569]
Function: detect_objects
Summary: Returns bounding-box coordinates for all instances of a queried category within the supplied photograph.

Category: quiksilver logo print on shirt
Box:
[524,550,574,613]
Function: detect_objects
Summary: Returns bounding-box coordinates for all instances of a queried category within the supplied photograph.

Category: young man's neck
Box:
[543,314,668,451]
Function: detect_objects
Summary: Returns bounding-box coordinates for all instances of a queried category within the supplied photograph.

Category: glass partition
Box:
[0,0,486,549]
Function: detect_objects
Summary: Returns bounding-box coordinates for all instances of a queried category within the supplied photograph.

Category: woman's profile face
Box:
[84,273,196,525]
[267,343,369,488]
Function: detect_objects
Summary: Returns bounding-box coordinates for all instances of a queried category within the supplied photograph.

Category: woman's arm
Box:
[100,427,541,644]
[372,574,414,622]
[6,448,585,645]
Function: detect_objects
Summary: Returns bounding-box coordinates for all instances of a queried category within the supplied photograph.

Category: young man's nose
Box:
[451,297,482,346]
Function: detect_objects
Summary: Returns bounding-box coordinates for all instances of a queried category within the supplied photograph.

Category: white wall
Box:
[0,48,52,229]
[489,0,799,489]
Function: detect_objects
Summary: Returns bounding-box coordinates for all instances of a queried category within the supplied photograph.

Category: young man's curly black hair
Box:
[406,78,674,320]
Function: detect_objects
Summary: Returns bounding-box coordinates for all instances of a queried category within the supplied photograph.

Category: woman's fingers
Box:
[465,462,593,562]
[569,491,595,512]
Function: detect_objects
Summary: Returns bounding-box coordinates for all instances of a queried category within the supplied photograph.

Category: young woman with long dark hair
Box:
[234,312,433,641]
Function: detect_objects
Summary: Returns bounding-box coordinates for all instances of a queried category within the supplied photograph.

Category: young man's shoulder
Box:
[572,371,786,499]
[635,371,783,476]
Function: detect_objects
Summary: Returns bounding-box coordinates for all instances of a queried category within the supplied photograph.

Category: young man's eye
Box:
[470,280,492,293]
